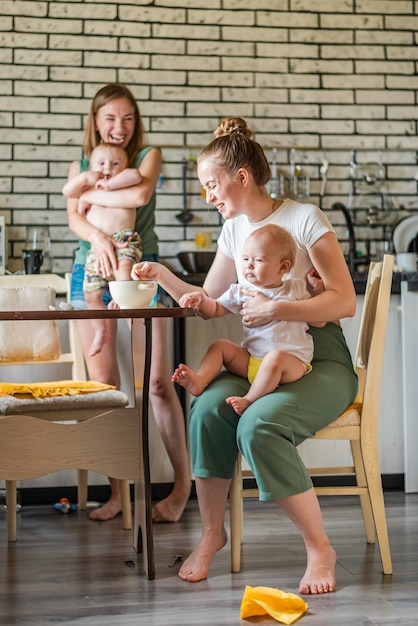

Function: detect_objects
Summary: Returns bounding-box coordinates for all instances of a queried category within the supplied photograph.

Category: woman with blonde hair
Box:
[132,117,358,594]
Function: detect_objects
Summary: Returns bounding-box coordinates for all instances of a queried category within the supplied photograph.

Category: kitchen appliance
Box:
[23,225,53,274]
[392,214,418,253]
[0,216,6,274]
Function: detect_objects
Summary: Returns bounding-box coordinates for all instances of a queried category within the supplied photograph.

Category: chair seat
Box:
[0,389,129,415]
[322,402,361,429]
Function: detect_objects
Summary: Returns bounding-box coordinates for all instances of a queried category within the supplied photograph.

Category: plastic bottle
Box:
[54,497,77,514]
[155,173,164,191]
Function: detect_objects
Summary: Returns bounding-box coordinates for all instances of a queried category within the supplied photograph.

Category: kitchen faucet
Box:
[331,202,364,274]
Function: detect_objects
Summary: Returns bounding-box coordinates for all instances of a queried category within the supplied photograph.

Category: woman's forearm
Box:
[157,265,206,303]
[270,287,356,324]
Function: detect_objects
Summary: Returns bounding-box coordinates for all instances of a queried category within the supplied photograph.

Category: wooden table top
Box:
[0,307,195,321]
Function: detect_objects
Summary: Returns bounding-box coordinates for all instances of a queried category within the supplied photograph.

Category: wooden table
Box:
[0,306,193,580]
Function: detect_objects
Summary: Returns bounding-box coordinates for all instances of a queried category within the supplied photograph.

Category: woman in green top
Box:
[66,83,191,523]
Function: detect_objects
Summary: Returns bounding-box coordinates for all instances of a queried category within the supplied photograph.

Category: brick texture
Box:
[0,1,417,273]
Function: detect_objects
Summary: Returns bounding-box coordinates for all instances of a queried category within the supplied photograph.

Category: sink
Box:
[177,251,215,274]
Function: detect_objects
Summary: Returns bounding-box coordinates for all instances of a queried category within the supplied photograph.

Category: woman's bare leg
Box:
[74,318,124,521]
[178,476,230,582]
[180,478,335,590]
[277,488,336,595]
[84,290,110,357]
[89,476,123,521]
[147,315,192,522]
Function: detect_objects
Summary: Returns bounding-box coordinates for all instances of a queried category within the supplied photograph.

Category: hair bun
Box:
[213,117,253,139]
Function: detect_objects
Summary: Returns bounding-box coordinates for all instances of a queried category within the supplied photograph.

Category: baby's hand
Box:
[306,268,325,296]
[77,197,91,216]
[107,299,120,310]
[179,292,202,308]
[131,261,159,281]
[95,177,111,190]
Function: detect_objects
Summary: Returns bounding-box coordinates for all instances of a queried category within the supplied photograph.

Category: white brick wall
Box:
[0,1,417,273]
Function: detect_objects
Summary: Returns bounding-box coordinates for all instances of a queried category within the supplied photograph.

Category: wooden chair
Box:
[229,254,394,576]
[0,273,133,540]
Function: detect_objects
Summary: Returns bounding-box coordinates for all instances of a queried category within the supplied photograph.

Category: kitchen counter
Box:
[351,270,403,295]
[403,272,418,291]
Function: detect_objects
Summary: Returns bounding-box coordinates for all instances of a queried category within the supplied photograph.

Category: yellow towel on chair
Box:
[0,380,116,399]
[240,585,308,624]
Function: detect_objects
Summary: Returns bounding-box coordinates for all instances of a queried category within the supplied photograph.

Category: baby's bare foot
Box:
[152,483,191,523]
[226,395,251,416]
[298,544,337,594]
[171,364,206,397]
[178,527,228,582]
[89,498,122,522]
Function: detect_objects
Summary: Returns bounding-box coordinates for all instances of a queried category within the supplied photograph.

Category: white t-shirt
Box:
[217,279,313,363]
[217,198,334,285]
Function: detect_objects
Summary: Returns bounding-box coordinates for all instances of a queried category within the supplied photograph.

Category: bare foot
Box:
[89,498,122,522]
[152,483,192,523]
[178,527,228,582]
[171,364,207,397]
[88,330,107,357]
[226,395,251,416]
[298,544,337,594]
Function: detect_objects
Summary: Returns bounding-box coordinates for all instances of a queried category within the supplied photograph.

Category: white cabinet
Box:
[400,282,418,492]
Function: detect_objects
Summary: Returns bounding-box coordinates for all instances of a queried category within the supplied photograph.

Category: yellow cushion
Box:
[0,380,116,399]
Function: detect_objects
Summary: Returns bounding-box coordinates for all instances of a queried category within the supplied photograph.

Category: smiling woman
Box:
[64,83,191,525]
[130,116,358,594]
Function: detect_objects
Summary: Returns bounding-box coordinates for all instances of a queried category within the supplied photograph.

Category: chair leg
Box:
[6,480,17,542]
[351,441,375,544]
[229,457,243,573]
[121,479,133,530]
[77,469,88,510]
[362,440,393,575]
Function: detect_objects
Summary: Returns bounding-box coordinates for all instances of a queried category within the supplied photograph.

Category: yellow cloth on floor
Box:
[0,380,116,399]
[240,585,308,625]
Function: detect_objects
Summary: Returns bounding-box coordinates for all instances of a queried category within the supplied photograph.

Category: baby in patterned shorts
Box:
[63,142,143,355]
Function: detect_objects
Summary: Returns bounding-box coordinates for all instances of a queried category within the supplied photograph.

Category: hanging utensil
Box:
[175,158,194,225]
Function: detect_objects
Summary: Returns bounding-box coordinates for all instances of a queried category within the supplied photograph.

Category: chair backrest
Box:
[0,273,86,380]
[353,254,394,431]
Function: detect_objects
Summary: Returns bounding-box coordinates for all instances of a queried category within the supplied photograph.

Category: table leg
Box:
[133,317,155,579]
[172,316,186,413]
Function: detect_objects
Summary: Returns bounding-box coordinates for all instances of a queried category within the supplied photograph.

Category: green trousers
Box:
[189,322,358,501]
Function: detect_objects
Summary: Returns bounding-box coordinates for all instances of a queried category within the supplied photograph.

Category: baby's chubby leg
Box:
[227,351,306,416]
[172,340,249,397]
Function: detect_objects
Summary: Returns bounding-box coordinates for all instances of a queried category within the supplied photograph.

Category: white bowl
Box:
[109,280,158,309]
